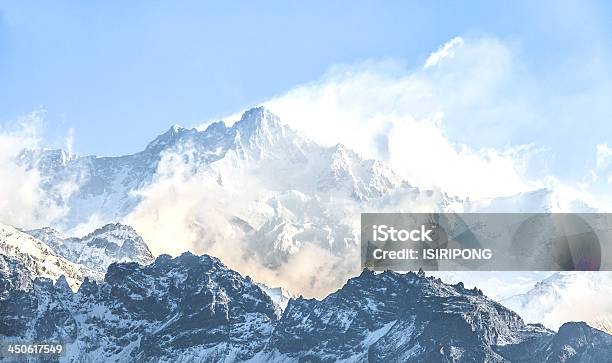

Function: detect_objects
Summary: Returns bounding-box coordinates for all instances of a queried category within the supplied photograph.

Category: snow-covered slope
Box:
[589,315,612,335]
[256,282,296,315]
[0,223,102,291]
[471,188,597,213]
[503,272,612,330]
[26,223,154,273]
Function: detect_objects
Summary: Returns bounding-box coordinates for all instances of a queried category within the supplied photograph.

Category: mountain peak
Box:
[84,222,139,239]
[145,124,191,152]
[169,124,184,132]
[229,107,299,155]
[25,222,154,273]
[233,107,282,133]
[241,106,276,120]
[330,142,359,160]
[203,120,228,134]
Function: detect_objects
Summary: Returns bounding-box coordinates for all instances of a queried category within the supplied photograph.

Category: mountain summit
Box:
[233,106,283,135]
[144,124,190,153]
[26,223,154,273]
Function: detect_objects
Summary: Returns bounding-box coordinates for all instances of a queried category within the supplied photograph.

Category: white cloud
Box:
[125,145,228,256]
[124,144,359,298]
[596,144,612,168]
[260,36,536,198]
[256,35,612,208]
[0,111,75,228]
[424,37,464,69]
[386,113,532,197]
[64,127,75,155]
[3,35,607,302]
[577,144,612,206]
[503,272,612,331]
[156,35,610,297]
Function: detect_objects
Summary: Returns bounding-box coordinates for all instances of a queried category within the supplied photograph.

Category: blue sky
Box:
[1,1,610,156]
[1,1,612,201]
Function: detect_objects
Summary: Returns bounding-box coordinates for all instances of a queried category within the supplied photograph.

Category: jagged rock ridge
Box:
[1,253,610,362]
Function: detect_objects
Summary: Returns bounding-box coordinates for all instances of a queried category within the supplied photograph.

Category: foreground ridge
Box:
[1,252,610,362]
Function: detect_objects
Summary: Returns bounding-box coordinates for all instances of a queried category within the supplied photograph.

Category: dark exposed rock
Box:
[1,255,611,362]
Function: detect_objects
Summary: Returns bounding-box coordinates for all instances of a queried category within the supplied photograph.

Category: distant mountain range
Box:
[2,107,611,362]
[23,107,594,232]
[16,107,599,297]
[503,272,612,334]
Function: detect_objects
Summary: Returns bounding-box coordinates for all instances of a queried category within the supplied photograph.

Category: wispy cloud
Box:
[260,36,611,204]
[0,111,76,228]
[258,37,532,198]
[424,37,464,69]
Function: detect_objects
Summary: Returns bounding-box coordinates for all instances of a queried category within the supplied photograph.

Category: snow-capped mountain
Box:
[26,223,154,273]
[0,223,102,291]
[473,189,597,213]
[1,254,610,362]
[16,106,604,301]
[19,107,432,296]
[255,283,295,315]
[503,272,612,331]
[0,253,279,362]
[269,269,612,362]
[21,107,410,230]
[22,107,594,236]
